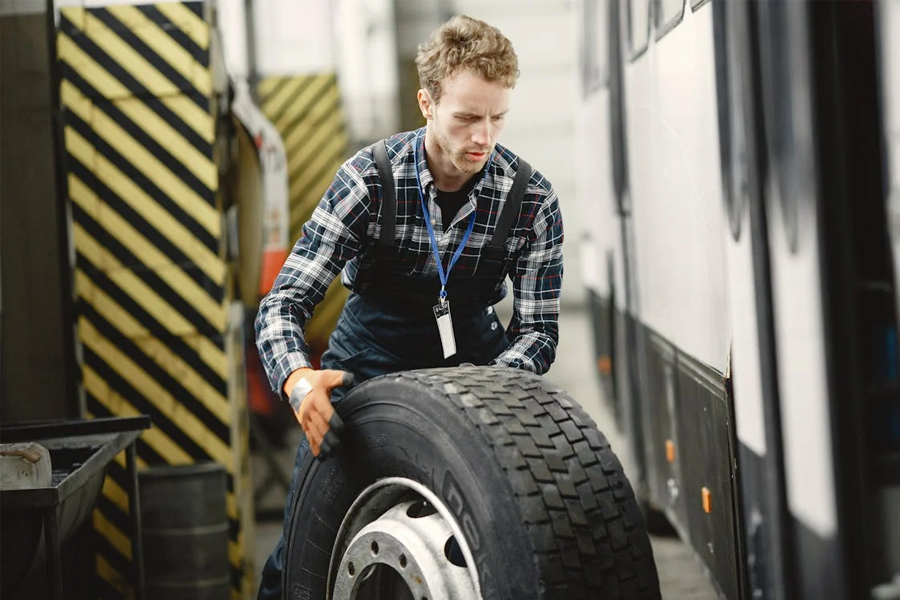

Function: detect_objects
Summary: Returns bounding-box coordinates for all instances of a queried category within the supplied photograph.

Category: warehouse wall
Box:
[0,3,78,421]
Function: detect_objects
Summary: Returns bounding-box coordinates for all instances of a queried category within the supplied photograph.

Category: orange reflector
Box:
[665,440,675,463]
[597,355,612,374]
[702,487,712,514]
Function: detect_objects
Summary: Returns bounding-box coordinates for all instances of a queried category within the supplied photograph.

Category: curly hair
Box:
[415,15,519,104]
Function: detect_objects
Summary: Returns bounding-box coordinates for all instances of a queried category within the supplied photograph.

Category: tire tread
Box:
[398,367,661,600]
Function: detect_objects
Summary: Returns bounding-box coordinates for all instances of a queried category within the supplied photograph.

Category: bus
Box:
[575,1,900,598]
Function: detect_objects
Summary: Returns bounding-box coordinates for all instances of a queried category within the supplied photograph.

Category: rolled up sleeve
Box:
[255,161,370,397]
[491,188,564,375]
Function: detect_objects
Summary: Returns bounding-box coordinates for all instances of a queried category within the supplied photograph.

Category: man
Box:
[255,14,564,598]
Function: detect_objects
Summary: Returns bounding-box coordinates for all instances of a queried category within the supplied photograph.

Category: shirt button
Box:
[431,219,437,226]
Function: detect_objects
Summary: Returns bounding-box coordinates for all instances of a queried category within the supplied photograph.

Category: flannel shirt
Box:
[256,128,564,395]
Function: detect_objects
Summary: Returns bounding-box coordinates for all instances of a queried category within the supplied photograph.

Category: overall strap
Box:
[371,143,530,251]
[488,158,532,249]
[371,140,396,247]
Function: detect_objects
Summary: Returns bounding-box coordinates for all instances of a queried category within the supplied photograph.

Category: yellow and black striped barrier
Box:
[57,2,252,597]
[257,74,349,360]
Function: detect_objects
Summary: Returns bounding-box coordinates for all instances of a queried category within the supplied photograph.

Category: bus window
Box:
[580,0,610,96]
[629,0,651,59]
[713,1,748,240]
[656,0,685,38]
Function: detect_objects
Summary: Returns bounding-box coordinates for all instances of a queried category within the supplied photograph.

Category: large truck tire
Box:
[283,366,661,599]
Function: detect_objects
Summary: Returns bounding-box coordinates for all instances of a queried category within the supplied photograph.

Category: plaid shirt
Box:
[256,128,564,395]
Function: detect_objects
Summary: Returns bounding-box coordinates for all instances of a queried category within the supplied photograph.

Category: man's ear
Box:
[417,89,434,120]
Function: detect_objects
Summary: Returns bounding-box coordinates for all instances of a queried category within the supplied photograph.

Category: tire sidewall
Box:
[282,376,539,600]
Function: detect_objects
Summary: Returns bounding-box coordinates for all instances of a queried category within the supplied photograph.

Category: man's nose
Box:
[472,121,491,147]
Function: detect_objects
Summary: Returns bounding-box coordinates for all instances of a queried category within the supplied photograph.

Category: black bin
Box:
[139,462,230,599]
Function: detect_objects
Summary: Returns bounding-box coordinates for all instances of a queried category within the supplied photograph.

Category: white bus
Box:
[575,1,900,598]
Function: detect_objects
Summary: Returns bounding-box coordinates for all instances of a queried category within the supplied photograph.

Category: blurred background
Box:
[4,0,898,599]
[0,1,599,598]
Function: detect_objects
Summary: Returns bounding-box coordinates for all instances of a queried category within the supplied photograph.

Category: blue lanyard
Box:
[414,131,480,303]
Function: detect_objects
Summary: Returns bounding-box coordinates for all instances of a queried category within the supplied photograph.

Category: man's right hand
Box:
[283,368,353,457]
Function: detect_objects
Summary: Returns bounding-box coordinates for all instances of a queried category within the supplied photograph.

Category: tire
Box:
[283,366,661,599]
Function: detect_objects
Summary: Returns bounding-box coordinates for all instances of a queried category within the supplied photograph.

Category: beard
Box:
[432,126,492,175]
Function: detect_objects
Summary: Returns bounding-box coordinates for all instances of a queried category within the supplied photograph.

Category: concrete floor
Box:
[250,306,722,599]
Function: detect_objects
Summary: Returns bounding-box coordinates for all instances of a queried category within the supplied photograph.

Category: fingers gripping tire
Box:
[283,367,661,599]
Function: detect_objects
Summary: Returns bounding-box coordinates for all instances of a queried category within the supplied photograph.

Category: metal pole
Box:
[244,0,259,94]
[127,443,146,600]
[46,0,82,420]
[44,507,64,600]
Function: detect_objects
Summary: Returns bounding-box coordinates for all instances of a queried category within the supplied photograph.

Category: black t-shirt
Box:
[435,176,479,223]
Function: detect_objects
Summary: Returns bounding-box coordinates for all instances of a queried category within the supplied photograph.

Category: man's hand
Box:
[284,368,353,458]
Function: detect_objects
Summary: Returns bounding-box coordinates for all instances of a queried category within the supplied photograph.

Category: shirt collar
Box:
[414,126,493,200]
[413,127,435,193]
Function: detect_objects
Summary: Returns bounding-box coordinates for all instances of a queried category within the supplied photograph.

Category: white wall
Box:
[217,0,580,303]
[216,0,249,78]
[446,0,583,306]
[253,0,335,74]
[216,0,400,145]
[334,0,401,141]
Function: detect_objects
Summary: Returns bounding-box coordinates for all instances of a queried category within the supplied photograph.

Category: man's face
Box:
[419,70,511,176]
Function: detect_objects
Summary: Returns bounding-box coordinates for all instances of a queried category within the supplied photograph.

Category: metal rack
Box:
[0,416,151,600]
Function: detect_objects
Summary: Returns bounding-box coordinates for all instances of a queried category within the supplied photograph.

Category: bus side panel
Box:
[642,330,684,529]
[587,281,617,409]
[574,0,621,415]
[575,89,619,414]
[676,351,742,600]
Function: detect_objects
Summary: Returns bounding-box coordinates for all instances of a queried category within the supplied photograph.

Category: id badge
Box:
[433,300,457,358]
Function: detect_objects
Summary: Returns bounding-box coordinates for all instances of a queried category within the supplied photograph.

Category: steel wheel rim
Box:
[327,477,481,600]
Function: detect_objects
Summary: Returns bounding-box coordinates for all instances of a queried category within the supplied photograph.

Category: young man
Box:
[255,14,564,598]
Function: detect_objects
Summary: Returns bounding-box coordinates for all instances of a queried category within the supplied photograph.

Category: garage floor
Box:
[250,306,723,599]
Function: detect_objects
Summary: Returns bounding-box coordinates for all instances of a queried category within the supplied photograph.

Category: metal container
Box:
[0,416,150,600]
[139,462,230,599]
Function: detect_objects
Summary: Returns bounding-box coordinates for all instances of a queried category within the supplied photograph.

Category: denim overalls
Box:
[257,142,531,599]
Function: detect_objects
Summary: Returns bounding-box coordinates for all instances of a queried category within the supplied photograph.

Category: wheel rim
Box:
[328,477,481,600]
